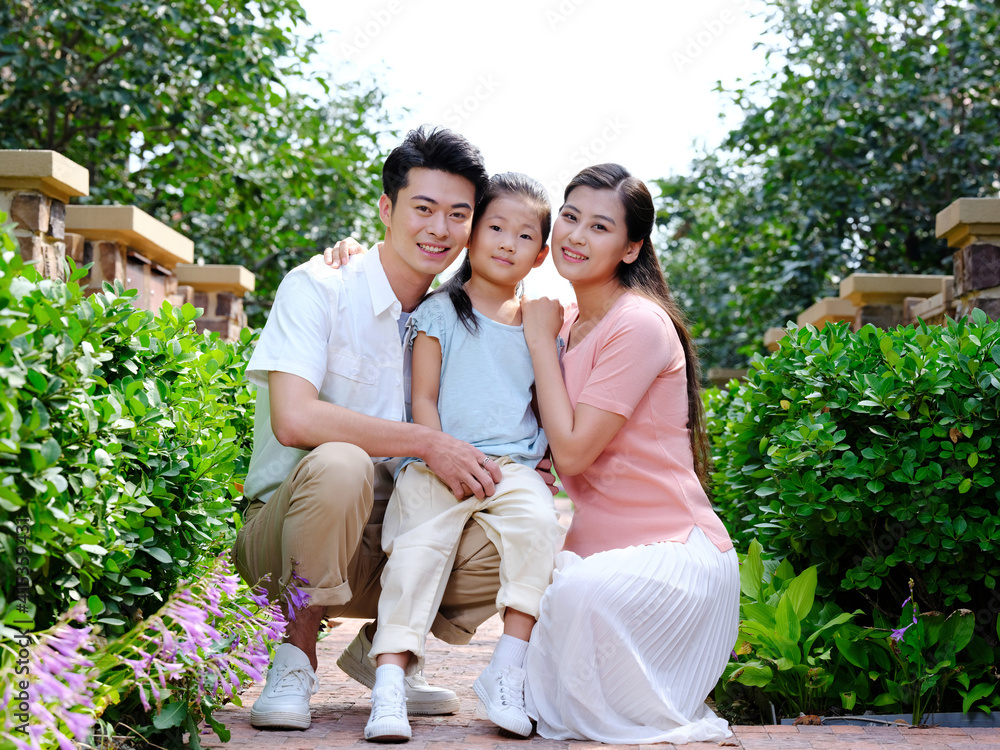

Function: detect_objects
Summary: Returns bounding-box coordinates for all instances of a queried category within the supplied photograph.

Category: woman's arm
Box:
[521,298,627,476]
[411,331,444,431]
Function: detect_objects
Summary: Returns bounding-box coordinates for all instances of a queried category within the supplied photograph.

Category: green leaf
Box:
[834,632,869,669]
[34,437,61,469]
[740,540,764,600]
[962,683,995,714]
[730,664,773,688]
[144,547,173,564]
[784,565,817,622]
[152,701,188,729]
[939,610,975,653]
[741,602,777,631]
[775,593,802,647]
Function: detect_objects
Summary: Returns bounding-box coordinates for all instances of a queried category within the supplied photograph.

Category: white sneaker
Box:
[250,644,318,729]
[364,684,411,742]
[473,664,532,737]
[336,622,460,715]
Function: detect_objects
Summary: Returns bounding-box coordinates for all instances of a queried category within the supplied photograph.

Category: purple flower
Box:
[3,603,99,750]
[889,623,912,643]
[890,580,919,643]
[282,568,311,620]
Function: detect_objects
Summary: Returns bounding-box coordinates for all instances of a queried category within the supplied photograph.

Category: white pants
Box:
[370,457,565,672]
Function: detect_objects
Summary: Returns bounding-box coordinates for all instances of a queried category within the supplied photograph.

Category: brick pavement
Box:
[204,614,1000,750]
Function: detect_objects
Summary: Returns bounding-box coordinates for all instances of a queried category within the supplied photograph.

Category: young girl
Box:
[363,173,565,742]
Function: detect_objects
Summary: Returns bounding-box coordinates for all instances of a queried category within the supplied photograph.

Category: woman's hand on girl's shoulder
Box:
[521,297,564,348]
[322,237,367,268]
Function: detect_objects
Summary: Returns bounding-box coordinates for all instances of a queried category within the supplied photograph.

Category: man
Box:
[233,127,506,737]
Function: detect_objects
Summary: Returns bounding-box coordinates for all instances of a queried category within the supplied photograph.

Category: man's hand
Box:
[322,237,367,268]
[424,433,503,500]
[535,455,559,496]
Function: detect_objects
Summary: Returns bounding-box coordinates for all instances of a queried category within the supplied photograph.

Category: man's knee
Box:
[306,442,373,482]
[291,442,375,513]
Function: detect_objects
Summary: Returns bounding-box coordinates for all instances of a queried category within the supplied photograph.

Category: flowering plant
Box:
[865,579,978,725]
[1,555,292,750]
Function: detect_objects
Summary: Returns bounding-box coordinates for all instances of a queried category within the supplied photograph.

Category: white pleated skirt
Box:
[523,526,740,744]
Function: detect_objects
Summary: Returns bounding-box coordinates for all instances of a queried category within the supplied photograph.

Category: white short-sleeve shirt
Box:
[243,247,408,503]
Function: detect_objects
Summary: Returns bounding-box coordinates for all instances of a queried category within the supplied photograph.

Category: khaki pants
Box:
[232,442,501,644]
[371,458,565,671]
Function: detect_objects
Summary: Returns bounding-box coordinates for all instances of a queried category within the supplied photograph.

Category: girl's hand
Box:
[521,297,564,349]
[322,237,366,268]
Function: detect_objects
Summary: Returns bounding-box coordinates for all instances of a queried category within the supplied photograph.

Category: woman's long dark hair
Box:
[563,163,712,490]
[434,172,551,334]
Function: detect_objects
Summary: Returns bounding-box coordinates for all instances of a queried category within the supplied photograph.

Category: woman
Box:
[519,163,739,744]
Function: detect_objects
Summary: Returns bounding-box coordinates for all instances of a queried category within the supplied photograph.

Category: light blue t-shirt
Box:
[400,292,547,472]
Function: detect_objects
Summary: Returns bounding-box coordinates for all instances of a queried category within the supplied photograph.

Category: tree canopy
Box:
[656,0,1000,370]
[0,0,390,321]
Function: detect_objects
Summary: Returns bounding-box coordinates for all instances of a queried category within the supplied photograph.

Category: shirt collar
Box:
[361,244,403,319]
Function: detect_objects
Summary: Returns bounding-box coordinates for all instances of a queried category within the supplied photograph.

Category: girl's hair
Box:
[435,172,551,334]
[563,163,712,490]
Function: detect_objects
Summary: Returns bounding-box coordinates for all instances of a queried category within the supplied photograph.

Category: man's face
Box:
[379,167,476,281]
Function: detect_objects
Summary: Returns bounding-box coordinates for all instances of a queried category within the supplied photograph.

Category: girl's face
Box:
[551,186,641,286]
[467,195,549,287]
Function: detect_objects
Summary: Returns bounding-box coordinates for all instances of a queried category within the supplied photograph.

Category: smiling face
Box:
[467,195,549,288]
[551,185,641,287]
[379,167,477,286]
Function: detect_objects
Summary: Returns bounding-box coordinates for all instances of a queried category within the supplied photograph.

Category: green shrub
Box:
[0,216,256,633]
[708,317,1000,630]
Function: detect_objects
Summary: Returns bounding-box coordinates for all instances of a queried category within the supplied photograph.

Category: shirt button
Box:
[396,378,401,386]
[352,367,359,375]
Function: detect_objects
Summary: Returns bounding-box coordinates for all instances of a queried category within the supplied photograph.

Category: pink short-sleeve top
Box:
[558,293,733,558]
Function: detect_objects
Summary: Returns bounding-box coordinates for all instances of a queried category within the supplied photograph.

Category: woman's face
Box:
[550,186,640,287]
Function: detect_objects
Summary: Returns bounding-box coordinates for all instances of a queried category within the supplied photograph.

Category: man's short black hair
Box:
[382,126,489,206]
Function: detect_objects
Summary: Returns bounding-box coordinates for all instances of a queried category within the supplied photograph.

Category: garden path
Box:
[205,499,999,750]
[204,614,1000,750]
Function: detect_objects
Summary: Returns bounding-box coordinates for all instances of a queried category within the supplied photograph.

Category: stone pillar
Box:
[764,327,786,353]
[173,264,255,342]
[936,198,1000,321]
[65,205,194,311]
[707,368,748,388]
[81,239,127,295]
[904,279,956,326]
[796,297,857,330]
[839,273,952,331]
[0,151,89,281]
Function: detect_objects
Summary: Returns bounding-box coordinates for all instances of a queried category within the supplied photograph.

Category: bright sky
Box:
[298,0,773,298]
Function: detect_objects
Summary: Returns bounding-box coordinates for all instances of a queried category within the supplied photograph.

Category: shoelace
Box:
[370,687,407,721]
[270,664,317,697]
[496,670,525,710]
